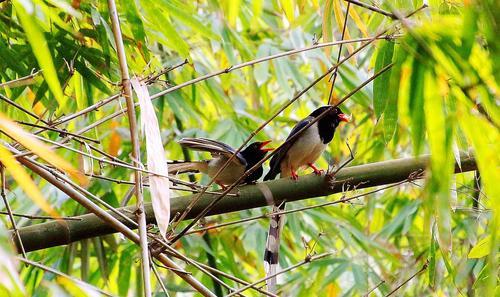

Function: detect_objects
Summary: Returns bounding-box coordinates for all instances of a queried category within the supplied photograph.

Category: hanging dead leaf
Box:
[131,78,170,240]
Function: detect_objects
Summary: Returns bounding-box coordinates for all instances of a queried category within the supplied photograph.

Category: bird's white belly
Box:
[280,122,326,176]
[207,157,245,185]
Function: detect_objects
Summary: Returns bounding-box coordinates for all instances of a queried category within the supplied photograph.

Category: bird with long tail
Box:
[263,106,350,292]
[169,137,273,188]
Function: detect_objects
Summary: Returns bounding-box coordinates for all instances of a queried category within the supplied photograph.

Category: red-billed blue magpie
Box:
[263,106,349,292]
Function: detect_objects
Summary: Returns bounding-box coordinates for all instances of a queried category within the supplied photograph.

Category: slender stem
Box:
[327,1,350,105]
[106,1,150,296]
[11,133,197,189]
[49,94,121,127]
[226,253,334,297]
[385,261,429,296]
[0,70,42,88]
[16,121,100,143]
[151,237,240,295]
[0,166,27,259]
[0,93,49,125]
[363,280,385,297]
[190,260,278,297]
[150,257,171,297]
[344,0,397,19]
[17,257,116,297]
[87,173,236,195]
[0,210,81,221]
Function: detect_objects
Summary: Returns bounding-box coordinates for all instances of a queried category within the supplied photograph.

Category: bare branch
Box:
[226,252,334,297]
[1,166,27,259]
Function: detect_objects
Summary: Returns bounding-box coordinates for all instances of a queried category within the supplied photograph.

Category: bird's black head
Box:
[310,105,350,144]
[241,140,273,165]
[241,140,273,183]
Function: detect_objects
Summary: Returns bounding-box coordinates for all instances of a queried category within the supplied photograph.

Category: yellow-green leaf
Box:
[0,145,59,218]
[13,0,64,105]
[280,0,295,23]
[0,113,87,185]
[468,236,491,258]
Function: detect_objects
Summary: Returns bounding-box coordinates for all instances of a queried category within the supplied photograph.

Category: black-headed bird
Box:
[263,106,349,292]
[169,137,273,188]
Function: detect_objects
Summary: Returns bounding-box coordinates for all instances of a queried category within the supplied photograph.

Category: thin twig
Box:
[327,1,351,105]
[344,0,397,19]
[0,93,49,125]
[17,257,116,297]
[363,280,385,297]
[87,173,237,196]
[0,210,81,221]
[0,69,42,88]
[226,252,334,297]
[150,256,171,297]
[16,121,100,144]
[191,261,279,297]
[1,166,27,259]
[146,59,189,83]
[50,94,121,127]
[150,236,241,296]
[385,261,429,297]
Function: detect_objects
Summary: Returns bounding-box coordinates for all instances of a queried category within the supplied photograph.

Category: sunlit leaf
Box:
[0,113,87,185]
[468,235,491,259]
[13,0,64,105]
[408,54,426,155]
[373,41,394,120]
[0,145,59,218]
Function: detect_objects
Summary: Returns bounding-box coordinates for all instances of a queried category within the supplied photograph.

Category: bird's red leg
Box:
[308,163,324,175]
[215,181,227,190]
[291,167,299,181]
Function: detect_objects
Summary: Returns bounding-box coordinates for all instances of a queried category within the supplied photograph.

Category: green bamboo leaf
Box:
[322,0,333,57]
[140,0,190,57]
[160,0,220,40]
[384,44,405,142]
[424,71,454,252]
[408,54,426,155]
[468,235,491,258]
[227,0,242,27]
[373,41,394,120]
[429,226,437,288]
[280,0,295,22]
[120,0,149,60]
[13,0,64,105]
[118,247,133,296]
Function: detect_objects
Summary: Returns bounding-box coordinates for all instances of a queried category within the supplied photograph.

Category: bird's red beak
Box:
[338,113,351,122]
[259,140,274,152]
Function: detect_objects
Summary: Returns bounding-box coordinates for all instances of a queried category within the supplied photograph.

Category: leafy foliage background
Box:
[0,0,498,296]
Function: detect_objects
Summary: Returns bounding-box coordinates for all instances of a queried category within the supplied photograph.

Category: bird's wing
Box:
[178,137,247,166]
[264,116,313,180]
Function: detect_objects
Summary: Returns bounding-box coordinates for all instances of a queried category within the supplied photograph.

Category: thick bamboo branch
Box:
[12,153,476,253]
[106,0,150,295]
